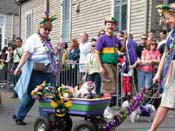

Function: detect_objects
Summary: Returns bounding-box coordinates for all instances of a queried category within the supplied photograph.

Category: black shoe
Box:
[12,114,26,125]
[15,119,26,125]
[12,114,17,121]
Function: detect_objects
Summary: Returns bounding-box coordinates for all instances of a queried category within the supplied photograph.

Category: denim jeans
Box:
[87,73,101,95]
[137,69,153,92]
[15,70,55,120]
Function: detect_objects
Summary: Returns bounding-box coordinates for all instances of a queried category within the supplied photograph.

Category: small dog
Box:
[73,81,96,99]
[122,100,156,123]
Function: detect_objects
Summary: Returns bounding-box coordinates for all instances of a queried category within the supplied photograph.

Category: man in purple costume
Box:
[95,16,125,119]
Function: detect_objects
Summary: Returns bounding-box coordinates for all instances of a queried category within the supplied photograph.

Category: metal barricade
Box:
[57,63,85,87]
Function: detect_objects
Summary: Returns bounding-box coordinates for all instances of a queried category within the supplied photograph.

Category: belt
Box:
[13,62,19,64]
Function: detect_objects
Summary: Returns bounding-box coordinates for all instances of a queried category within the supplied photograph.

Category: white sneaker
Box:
[103,108,114,119]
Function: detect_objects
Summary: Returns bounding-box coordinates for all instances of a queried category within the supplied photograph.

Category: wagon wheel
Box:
[72,120,96,131]
[50,114,72,131]
[61,115,72,131]
[33,117,51,131]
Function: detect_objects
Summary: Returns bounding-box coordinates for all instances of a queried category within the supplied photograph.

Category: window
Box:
[62,0,70,42]
[114,0,127,31]
[25,10,32,39]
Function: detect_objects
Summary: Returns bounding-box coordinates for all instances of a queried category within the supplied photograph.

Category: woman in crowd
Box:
[139,40,160,91]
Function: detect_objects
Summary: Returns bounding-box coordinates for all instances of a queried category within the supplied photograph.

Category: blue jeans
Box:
[15,70,55,120]
[137,69,153,92]
[87,73,101,95]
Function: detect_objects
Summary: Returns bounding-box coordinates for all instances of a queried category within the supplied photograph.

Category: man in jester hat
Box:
[12,11,57,125]
[147,3,175,131]
[96,16,125,119]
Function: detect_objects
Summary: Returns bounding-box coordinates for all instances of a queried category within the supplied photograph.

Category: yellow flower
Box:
[64,101,72,108]
[50,100,58,108]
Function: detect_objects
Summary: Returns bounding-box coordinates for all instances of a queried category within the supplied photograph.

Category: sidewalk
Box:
[0,91,175,131]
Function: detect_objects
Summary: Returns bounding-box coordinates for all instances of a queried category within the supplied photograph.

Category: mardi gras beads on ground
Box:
[102,88,149,131]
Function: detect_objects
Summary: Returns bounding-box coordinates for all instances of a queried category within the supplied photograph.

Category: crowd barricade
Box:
[57,63,85,87]
[114,62,161,108]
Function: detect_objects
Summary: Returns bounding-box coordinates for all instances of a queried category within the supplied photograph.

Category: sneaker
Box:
[103,108,114,119]
[12,114,26,125]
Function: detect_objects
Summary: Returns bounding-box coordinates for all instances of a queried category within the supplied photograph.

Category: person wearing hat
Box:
[147,3,175,131]
[95,16,125,119]
[12,12,57,125]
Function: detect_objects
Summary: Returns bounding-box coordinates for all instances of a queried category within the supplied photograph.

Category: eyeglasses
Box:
[44,28,52,32]
[91,45,96,47]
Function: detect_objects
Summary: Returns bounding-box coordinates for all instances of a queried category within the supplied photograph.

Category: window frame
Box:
[61,0,71,42]
[113,0,128,32]
[25,9,32,40]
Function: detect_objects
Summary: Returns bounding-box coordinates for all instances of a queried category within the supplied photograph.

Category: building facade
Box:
[16,0,173,44]
[0,0,19,50]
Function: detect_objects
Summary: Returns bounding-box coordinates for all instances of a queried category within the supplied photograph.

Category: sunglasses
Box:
[141,38,147,40]
[91,45,96,47]
[44,28,52,32]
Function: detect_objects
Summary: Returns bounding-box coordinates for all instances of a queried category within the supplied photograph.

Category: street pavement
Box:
[0,90,175,131]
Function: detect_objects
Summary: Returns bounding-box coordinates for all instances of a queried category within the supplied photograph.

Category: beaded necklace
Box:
[38,33,57,73]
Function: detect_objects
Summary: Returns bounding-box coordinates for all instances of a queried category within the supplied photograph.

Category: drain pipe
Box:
[127,0,131,34]
[144,0,148,34]
[11,14,14,40]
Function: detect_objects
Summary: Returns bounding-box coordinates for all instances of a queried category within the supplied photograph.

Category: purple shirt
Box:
[96,34,122,64]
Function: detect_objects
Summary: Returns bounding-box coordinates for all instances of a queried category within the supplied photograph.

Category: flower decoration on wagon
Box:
[32,82,74,117]
[50,85,74,117]
[31,81,56,99]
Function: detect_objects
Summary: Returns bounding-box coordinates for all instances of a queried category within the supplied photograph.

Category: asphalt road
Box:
[0,91,175,131]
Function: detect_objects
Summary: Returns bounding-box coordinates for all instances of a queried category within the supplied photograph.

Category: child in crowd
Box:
[83,38,101,95]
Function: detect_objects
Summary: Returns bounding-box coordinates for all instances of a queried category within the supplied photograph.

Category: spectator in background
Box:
[148,30,156,43]
[136,34,147,92]
[0,47,8,84]
[68,39,80,63]
[11,37,24,98]
[83,38,101,95]
[137,34,147,59]
[116,31,125,40]
[138,40,160,92]
[79,33,91,74]
[98,29,105,37]
[158,30,167,57]
[6,46,14,86]
[67,39,80,86]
